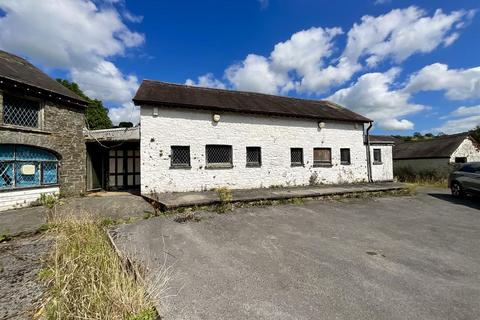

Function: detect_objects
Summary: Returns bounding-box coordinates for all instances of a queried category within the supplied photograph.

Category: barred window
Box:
[206,145,233,168]
[314,148,331,166]
[291,148,303,166]
[0,145,58,190]
[3,95,40,128]
[373,149,382,164]
[246,147,261,167]
[340,148,351,165]
[171,146,191,168]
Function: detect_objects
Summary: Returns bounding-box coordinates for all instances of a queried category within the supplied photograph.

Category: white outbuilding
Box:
[133,81,392,194]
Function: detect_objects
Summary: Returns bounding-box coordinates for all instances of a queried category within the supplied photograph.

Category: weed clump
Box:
[37,215,158,320]
[215,187,233,213]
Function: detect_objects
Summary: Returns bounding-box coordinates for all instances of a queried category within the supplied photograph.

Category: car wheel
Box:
[451,182,465,197]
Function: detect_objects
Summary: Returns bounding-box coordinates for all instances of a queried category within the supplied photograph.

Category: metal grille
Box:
[340,148,351,164]
[314,148,331,165]
[0,162,14,188]
[291,148,303,166]
[171,146,190,167]
[3,95,40,128]
[373,149,382,163]
[206,145,232,167]
[43,162,58,184]
[246,147,261,167]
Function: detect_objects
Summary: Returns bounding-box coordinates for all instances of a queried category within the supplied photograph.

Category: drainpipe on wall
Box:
[365,122,373,183]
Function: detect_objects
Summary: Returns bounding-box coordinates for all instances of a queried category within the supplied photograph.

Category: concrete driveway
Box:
[112,188,480,320]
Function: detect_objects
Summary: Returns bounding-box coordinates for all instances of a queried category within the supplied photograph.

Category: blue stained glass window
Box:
[0,145,58,189]
[43,162,58,184]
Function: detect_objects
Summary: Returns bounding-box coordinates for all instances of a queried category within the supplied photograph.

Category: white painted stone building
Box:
[134,81,392,194]
[393,132,480,178]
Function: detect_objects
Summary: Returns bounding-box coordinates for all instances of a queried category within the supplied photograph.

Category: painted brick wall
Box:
[450,138,480,163]
[0,187,59,211]
[140,106,370,193]
[370,145,394,181]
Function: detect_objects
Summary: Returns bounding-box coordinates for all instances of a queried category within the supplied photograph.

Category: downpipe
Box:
[365,122,373,183]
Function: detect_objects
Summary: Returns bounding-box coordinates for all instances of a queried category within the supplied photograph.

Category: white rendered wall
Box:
[0,187,59,211]
[140,106,370,193]
[450,138,480,162]
[370,145,393,182]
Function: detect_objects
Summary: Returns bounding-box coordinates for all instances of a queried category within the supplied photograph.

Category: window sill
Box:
[0,184,59,193]
[291,163,304,167]
[205,164,233,169]
[341,162,351,165]
[313,163,333,167]
[246,163,261,168]
[170,165,191,169]
[0,124,52,135]
[373,162,383,165]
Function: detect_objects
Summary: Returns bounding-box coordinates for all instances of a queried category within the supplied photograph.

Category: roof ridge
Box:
[141,79,341,108]
[398,132,469,144]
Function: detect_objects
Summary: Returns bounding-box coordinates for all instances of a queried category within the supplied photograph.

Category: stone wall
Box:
[140,106,370,193]
[0,89,86,196]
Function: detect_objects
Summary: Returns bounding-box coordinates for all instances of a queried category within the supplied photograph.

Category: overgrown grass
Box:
[394,167,448,188]
[215,187,233,213]
[37,214,159,320]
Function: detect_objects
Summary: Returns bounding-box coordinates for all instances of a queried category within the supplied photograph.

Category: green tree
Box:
[472,126,480,142]
[57,79,113,130]
[118,121,133,128]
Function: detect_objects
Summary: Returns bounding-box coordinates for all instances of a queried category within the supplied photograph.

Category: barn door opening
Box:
[108,148,140,190]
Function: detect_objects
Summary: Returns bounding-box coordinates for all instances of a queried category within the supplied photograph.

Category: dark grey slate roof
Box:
[369,135,402,144]
[393,132,470,160]
[0,50,87,106]
[133,80,372,123]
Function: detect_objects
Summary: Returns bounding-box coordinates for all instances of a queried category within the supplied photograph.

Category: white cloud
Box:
[225,54,292,94]
[433,105,480,134]
[0,0,144,123]
[328,68,425,130]
[188,6,471,100]
[404,63,480,100]
[343,7,469,67]
[108,103,140,125]
[185,73,226,89]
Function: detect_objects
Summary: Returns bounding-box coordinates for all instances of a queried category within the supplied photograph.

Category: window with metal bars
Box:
[290,148,303,166]
[206,145,233,168]
[2,95,40,128]
[246,147,261,167]
[340,148,351,165]
[171,146,191,168]
[313,148,332,166]
[373,149,382,164]
[0,145,58,190]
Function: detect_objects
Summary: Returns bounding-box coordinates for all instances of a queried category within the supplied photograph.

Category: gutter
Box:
[365,122,373,183]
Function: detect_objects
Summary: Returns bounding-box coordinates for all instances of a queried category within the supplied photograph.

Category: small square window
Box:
[455,157,467,163]
[171,146,191,168]
[373,149,382,164]
[340,148,351,165]
[314,148,332,166]
[246,147,261,167]
[3,94,40,128]
[291,148,303,166]
[206,145,233,168]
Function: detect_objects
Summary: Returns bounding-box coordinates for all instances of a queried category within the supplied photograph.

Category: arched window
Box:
[0,145,58,189]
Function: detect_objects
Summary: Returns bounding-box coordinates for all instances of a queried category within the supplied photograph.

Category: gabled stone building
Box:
[0,50,88,210]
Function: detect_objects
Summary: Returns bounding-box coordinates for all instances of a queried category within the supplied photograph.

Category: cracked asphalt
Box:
[112,188,480,320]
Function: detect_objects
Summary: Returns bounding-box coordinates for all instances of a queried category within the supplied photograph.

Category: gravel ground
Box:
[0,235,53,320]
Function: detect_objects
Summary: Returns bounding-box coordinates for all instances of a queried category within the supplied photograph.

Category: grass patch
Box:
[394,167,448,188]
[0,232,12,243]
[215,187,233,213]
[37,214,159,320]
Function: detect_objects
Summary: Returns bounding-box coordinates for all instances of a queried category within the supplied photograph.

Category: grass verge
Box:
[37,214,159,320]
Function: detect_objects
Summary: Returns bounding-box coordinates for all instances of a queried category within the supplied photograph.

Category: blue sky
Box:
[0,0,479,134]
